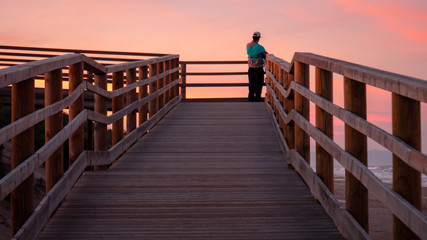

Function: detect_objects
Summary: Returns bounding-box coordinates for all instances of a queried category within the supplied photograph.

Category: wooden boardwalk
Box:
[38,102,342,239]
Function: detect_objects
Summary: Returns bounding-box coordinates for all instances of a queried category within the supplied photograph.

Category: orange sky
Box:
[1,0,426,152]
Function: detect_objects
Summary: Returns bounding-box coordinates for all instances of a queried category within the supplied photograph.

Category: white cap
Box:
[253,31,261,37]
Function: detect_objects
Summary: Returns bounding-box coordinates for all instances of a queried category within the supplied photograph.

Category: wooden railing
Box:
[179,60,248,100]
[265,53,427,239]
[1,45,426,239]
[0,48,180,239]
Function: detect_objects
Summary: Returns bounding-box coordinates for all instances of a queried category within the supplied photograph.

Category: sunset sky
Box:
[1,0,426,152]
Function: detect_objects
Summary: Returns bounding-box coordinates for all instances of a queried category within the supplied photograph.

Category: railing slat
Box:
[294,60,310,163]
[13,152,87,240]
[392,93,422,239]
[94,73,108,170]
[126,68,137,134]
[112,71,124,146]
[10,77,35,235]
[138,66,149,125]
[69,62,84,165]
[44,69,63,192]
[265,53,427,239]
[315,67,334,193]
[344,76,368,231]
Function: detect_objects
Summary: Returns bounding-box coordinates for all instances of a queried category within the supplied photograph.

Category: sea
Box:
[310,150,427,187]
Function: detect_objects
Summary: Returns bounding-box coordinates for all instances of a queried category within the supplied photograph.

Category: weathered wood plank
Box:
[267,68,427,175]
[38,102,342,240]
[14,153,87,240]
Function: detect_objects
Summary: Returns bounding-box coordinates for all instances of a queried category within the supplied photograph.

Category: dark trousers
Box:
[248,67,264,102]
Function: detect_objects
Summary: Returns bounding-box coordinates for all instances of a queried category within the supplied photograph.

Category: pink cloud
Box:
[331,0,427,43]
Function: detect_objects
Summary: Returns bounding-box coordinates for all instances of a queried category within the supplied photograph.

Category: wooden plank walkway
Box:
[38,102,343,239]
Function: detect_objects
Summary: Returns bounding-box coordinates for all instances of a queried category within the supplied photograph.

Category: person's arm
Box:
[256,51,268,59]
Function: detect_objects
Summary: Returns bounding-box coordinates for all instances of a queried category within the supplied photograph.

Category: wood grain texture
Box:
[38,102,342,240]
[11,78,35,235]
[267,53,427,103]
[44,69,64,192]
[265,81,427,239]
[344,77,368,232]
[0,54,106,88]
[266,69,426,175]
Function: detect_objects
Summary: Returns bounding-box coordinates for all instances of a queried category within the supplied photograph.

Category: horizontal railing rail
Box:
[0,50,180,239]
[265,53,427,239]
[179,60,248,100]
[0,45,168,66]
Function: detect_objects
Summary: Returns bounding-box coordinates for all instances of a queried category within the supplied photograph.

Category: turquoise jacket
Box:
[246,43,266,60]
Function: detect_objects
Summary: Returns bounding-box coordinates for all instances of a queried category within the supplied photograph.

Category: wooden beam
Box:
[69,62,84,166]
[105,54,178,73]
[138,66,148,125]
[290,81,426,174]
[294,61,310,163]
[293,53,427,102]
[173,58,180,98]
[158,61,165,109]
[392,93,421,239]
[180,63,186,100]
[0,83,86,146]
[344,76,368,232]
[44,69,63,192]
[112,71,124,146]
[315,67,333,193]
[0,54,107,88]
[149,63,158,117]
[94,74,107,170]
[11,77,34,235]
[126,68,137,134]
[165,60,171,103]
[13,152,87,240]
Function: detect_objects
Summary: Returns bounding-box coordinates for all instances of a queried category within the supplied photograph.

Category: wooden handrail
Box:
[0,54,106,88]
[265,71,426,174]
[1,47,426,239]
[179,60,248,100]
[0,51,180,238]
[0,45,168,57]
[265,54,427,239]
[268,53,427,102]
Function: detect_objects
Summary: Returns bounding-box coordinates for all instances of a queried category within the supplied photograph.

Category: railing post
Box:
[11,77,34,235]
[165,60,171,103]
[286,72,295,150]
[266,60,272,105]
[149,63,158,117]
[158,61,165,109]
[173,58,180,98]
[86,72,94,152]
[344,76,368,232]
[126,68,137,134]
[278,68,285,134]
[45,69,63,192]
[112,71,124,145]
[392,93,421,240]
[180,62,186,100]
[69,62,84,165]
[315,67,333,192]
[94,73,107,170]
[294,60,310,163]
[138,66,148,125]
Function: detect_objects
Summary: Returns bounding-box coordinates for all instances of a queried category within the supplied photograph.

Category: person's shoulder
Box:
[247,42,256,48]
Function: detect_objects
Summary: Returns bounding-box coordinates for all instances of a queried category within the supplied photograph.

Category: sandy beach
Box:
[334,178,427,240]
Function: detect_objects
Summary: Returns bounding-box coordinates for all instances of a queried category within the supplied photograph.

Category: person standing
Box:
[246,31,268,102]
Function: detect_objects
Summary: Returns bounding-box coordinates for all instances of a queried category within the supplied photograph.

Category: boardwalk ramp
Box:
[38,102,342,239]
